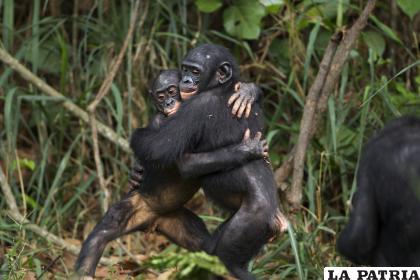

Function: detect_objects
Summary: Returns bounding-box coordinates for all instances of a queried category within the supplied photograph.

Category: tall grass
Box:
[1,0,419,279]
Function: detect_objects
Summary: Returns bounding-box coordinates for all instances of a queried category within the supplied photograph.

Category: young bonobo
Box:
[337,116,420,266]
[132,44,288,280]
[74,69,265,278]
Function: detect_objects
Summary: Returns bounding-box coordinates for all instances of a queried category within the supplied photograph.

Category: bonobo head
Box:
[179,44,240,100]
[149,69,182,116]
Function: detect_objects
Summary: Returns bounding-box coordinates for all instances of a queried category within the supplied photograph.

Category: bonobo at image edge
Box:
[337,116,420,266]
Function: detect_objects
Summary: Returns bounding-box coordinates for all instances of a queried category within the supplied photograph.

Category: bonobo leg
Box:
[74,190,155,277]
[211,199,282,280]
[337,174,378,265]
[75,190,212,277]
[156,208,211,252]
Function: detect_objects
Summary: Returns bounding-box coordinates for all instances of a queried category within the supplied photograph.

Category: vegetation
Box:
[0,0,419,279]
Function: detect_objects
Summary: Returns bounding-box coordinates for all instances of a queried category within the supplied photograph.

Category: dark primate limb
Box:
[228,82,263,118]
[336,180,378,265]
[177,129,268,178]
[128,159,143,190]
[75,191,153,277]
[74,190,211,277]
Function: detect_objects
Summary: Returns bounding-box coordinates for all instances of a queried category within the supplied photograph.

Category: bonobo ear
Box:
[217,62,233,84]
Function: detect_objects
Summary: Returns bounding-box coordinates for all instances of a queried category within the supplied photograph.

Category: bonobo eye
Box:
[192,68,200,75]
[168,86,177,96]
[182,66,188,72]
[157,94,165,102]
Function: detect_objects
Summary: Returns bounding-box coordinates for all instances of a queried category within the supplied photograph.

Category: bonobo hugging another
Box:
[75,44,287,280]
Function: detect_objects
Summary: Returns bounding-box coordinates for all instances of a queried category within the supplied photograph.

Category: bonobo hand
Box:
[239,129,268,159]
[128,159,144,189]
[228,82,260,118]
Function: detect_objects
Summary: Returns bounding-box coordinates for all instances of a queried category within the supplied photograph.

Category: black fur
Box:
[75,67,266,278]
[337,116,420,266]
[131,44,283,280]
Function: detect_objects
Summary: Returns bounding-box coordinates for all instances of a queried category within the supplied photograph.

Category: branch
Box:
[0,47,130,152]
[285,0,377,209]
[286,32,342,207]
[88,0,140,213]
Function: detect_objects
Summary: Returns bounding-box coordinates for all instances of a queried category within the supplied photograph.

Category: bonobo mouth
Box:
[180,87,198,100]
[164,101,180,116]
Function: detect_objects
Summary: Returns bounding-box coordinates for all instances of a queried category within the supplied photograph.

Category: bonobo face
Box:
[179,62,202,100]
[150,70,182,116]
[179,44,239,100]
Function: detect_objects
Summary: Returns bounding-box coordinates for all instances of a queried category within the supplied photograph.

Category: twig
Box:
[274,150,294,188]
[0,164,19,215]
[285,0,377,209]
[0,47,130,152]
[87,0,140,213]
[0,164,114,265]
[286,32,342,207]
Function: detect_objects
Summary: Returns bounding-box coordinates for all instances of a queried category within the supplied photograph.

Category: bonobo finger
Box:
[263,151,269,157]
[243,129,251,140]
[134,167,144,173]
[129,180,140,188]
[132,173,143,181]
[245,103,252,118]
[254,131,262,140]
[236,99,248,118]
[231,96,244,115]
[228,92,240,106]
[234,82,241,92]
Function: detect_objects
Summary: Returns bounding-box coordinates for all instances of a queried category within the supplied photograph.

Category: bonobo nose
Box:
[165,99,175,106]
[182,76,193,84]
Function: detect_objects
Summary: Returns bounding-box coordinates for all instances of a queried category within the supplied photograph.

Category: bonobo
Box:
[74,69,266,278]
[337,116,420,266]
[133,44,288,280]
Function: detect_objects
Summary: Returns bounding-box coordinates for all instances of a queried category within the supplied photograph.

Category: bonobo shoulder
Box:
[178,91,222,115]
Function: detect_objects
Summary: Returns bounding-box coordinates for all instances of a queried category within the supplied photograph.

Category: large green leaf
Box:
[260,0,284,14]
[223,0,266,40]
[195,0,222,13]
[304,0,350,21]
[397,0,420,20]
[362,31,386,57]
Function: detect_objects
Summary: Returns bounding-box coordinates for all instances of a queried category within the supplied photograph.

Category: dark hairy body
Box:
[337,116,420,266]
[134,44,287,280]
[74,69,265,278]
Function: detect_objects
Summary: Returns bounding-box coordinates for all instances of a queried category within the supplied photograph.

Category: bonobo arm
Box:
[128,114,165,189]
[128,157,143,189]
[177,130,268,178]
[228,82,263,118]
[337,176,378,265]
[130,93,218,168]
[148,113,165,130]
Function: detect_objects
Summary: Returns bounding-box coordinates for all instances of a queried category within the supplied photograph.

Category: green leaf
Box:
[397,0,420,20]
[260,0,284,14]
[370,16,402,44]
[362,31,386,57]
[195,0,222,13]
[223,0,266,39]
[304,0,350,21]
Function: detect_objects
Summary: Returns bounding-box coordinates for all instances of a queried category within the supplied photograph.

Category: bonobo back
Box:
[337,116,420,266]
